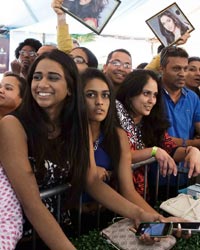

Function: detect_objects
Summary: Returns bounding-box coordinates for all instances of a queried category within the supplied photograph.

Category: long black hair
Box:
[64,0,108,25]
[15,49,89,193]
[158,10,189,45]
[117,69,170,147]
[81,68,121,175]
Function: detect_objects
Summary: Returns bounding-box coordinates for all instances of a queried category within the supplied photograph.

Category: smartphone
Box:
[173,222,200,233]
[135,222,173,237]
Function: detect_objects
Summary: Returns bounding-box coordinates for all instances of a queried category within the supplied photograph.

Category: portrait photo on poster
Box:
[61,0,121,35]
[145,2,195,47]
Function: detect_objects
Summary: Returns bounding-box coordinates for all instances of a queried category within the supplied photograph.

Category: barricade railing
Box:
[27,161,197,249]
[132,157,156,200]
[40,183,72,223]
[32,183,71,250]
[132,158,195,203]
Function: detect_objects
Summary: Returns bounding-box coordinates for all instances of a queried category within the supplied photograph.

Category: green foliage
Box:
[172,234,200,250]
[70,229,200,250]
[71,33,96,43]
[68,201,200,249]
[70,229,116,250]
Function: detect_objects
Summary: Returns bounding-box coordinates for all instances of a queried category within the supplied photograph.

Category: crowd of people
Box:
[0,0,200,249]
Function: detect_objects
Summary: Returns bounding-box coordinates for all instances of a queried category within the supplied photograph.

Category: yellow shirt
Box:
[57,23,73,54]
[145,54,161,73]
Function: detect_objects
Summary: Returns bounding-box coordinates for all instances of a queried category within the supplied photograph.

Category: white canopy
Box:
[2,0,200,35]
[2,0,200,67]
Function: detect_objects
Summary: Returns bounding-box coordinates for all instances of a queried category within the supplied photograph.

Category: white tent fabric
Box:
[2,0,200,67]
[2,0,200,37]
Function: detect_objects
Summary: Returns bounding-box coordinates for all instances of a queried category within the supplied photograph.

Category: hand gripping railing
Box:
[132,158,194,203]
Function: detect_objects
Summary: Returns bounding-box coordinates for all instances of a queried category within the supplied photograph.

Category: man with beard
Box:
[10,38,42,78]
[103,48,133,91]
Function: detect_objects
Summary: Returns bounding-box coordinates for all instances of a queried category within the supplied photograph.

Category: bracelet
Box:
[151,146,158,157]
[182,138,187,147]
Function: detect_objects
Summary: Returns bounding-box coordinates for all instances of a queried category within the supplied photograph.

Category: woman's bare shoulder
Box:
[116,126,128,138]
[0,115,27,140]
[116,127,130,148]
[1,114,20,123]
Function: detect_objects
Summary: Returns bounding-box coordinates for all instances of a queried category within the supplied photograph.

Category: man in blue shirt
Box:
[148,46,200,202]
[160,46,200,148]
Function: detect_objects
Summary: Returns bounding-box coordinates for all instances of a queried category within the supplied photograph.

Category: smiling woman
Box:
[0,50,169,249]
[31,58,69,113]
[158,9,189,45]
[0,50,91,249]
[116,69,200,199]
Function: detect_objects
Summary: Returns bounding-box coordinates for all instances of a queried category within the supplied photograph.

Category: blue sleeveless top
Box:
[94,132,112,171]
[82,132,112,203]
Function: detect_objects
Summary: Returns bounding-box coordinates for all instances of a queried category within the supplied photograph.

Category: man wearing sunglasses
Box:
[11,38,42,78]
[103,48,133,91]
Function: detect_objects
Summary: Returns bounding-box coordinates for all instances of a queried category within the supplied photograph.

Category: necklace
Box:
[93,138,100,151]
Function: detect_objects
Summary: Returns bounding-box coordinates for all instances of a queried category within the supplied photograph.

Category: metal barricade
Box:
[76,160,197,237]
[40,183,71,223]
[132,158,196,204]
[132,157,156,200]
[32,183,71,250]
[78,193,103,236]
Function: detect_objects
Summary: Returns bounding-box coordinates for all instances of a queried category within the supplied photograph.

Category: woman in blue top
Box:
[81,68,190,225]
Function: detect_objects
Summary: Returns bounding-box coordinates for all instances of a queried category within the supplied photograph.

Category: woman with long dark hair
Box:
[116,69,200,197]
[63,0,108,28]
[158,10,189,45]
[81,68,191,227]
[0,51,164,249]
